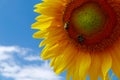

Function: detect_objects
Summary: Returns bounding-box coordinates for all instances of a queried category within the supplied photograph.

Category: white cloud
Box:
[0,45,62,80]
[0,45,30,60]
[24,55,42,61]
[0,45,30,53]
[1,62,61,80]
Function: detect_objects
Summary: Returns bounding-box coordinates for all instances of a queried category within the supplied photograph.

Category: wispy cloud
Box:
[24,55,42,61]
[0,45,62,80]
[0,45,30,60]
[0,45,30,53]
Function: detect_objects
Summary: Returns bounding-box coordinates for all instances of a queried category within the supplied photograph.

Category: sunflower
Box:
[32,0,120,80]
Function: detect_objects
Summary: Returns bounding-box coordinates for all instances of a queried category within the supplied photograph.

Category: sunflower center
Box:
[71,2,106,37]
[64,0,116,48]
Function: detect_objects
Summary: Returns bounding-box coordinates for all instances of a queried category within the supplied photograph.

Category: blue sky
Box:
[0,0,65,80]
[0,0,119,80]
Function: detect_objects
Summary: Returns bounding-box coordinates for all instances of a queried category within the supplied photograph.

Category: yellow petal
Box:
[67,51,91,80]
[34,4,63,16]
[77,52,91,80]
[33,30,48,39]
[32,19,52,30]
[40,33,65,47]
[89,53,101,80]
[35,15,53,22]
[54,43,76,74]
[111,44,120,78]
[101,53,112,80]
[41,39,69,60]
